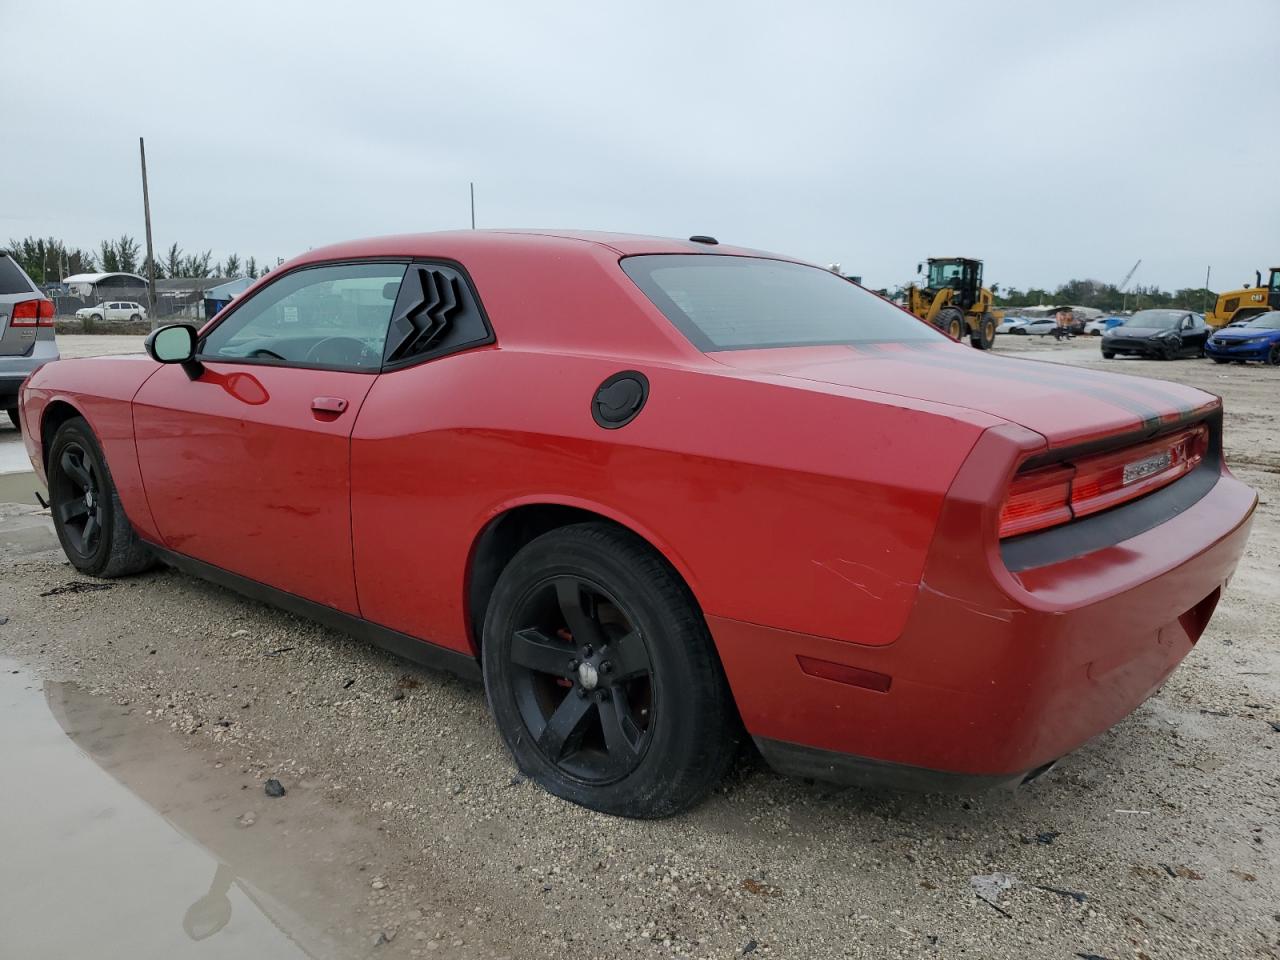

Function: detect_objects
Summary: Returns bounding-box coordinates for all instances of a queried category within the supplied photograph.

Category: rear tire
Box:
[1102,350,1115,359]
[129,313,141,322]
[482,522,740,818]
[48,418,155,578]
[970,314,997,350]
[1212,357,1229,364]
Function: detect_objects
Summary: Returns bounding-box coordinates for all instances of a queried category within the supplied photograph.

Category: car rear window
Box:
[0,255,35,295]
[621,254,941,351]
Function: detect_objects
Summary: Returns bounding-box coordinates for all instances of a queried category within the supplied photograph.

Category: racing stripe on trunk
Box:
[849,343,1173,429]
[882,343,1207,425]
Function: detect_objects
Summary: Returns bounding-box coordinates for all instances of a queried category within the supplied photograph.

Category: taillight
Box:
[10,299,55,327]
[1070,425,1208,519]
[999,464,1074,538]
[999,424,1209,539]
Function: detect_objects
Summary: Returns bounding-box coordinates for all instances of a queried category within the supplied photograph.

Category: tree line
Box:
[4,235,276,284]
[991,278,1217,313]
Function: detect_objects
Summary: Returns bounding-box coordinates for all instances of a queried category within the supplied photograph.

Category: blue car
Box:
[1205,311,1280,365]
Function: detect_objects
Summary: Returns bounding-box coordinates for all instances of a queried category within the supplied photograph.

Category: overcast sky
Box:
[5,0,1277,292]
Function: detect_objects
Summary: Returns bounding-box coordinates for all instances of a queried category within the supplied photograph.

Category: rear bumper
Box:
[0,341,59,401]
[711,426,1256,789]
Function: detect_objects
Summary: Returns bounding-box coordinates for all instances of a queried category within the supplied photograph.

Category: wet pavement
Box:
[0,658,407,959]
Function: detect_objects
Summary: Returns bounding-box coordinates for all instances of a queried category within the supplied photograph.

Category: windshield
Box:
[1122,309,1184,330]
[1245,311,1280,330]
[621,255,943,351]
[927,260,967,290]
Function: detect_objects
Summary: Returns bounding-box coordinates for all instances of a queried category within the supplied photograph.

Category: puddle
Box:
[0,659,407,958]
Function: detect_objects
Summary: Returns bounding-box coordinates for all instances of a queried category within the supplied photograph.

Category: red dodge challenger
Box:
[17,231,1256,817]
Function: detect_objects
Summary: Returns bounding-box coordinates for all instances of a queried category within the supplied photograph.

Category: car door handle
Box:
[311,396,349,414]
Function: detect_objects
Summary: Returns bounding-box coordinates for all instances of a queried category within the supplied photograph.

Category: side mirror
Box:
[144,323,203,380]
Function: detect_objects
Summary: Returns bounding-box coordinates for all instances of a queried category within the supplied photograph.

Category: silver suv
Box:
[0,252,60,430]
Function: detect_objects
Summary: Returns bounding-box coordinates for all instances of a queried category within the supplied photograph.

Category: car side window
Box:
[199,262,408,371]
[380,262,494,368]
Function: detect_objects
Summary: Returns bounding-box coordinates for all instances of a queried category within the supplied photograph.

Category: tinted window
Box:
[622,255,941,351]
[0,256,33,295]
[1123,309,1184,330]
[200,262,407,370]
[1247,312,1280,330]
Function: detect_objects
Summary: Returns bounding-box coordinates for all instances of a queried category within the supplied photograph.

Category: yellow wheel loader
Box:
[1205,267,1280,328]
[904,257,1003,350]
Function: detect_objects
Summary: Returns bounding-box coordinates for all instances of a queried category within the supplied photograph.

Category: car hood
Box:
[709,342,1217,449]
[1212,327,1277,340]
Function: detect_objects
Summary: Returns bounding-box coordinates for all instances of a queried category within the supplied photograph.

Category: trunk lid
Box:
[709,342,1218,449]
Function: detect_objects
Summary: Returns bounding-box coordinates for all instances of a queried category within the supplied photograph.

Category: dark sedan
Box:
[1205,311,1280,365]
[1101,309,1208,360]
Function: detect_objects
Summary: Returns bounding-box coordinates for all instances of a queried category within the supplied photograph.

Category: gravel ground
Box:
[1,334,1277,959]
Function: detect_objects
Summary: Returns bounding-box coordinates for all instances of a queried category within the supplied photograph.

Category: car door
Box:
[1181,313,1207,354]
[133,260,408,614]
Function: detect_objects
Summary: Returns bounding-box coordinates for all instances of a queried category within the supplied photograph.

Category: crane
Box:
[1118,259,1141,312]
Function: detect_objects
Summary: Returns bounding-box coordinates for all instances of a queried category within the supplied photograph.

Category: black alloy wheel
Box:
[507,575,654,784]
[482,522,740,818]
[47,418,154,578]
[53,441,105,558]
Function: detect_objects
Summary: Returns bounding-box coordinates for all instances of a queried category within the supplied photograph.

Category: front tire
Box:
[1268,344,1280,366]
[48,418,154,578]
[1102,349,1115,359]
[937,307,966,342]
[482,522,739,818]
[6,407,18,430]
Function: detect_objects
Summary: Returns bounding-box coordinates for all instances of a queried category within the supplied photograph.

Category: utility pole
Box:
[470,182,475,229]
[1203,265,1211,314]
[139,137,158,329]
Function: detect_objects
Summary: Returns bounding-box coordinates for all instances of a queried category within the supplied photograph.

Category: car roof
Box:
[288,229,785,269]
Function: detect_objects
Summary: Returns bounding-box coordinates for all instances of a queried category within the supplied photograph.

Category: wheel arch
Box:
[464,497,702,653]
[40,398,87,473]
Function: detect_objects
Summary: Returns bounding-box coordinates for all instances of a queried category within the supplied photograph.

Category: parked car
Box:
[1101,309,1209,359]
[17,231,1256,817]
[75,301,148,323]
[1084,316,1124,336]
[0,252,60,429]
[996,317,1029,334]
[1016,318,1062,336]
[1204,310,1280,365]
